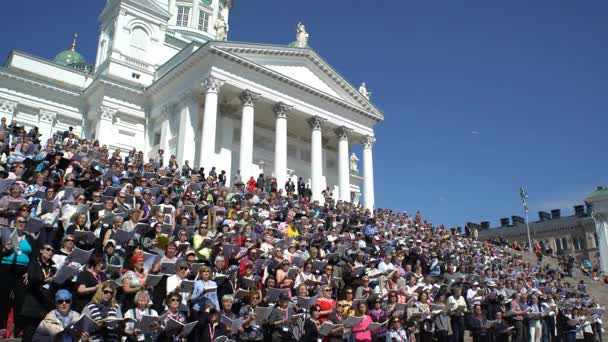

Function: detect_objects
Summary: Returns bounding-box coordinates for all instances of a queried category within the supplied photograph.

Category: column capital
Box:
[361,135,376,149]
[273,102,293,119]
[0,98,18,115]
[38,109,57,124]
[334,126,353,141]
[98,105,117,121]
[161,102,178,117]
[179,91,198,106]
[308,116,327,131]
[239,89,261,107]
[201,76,224,94]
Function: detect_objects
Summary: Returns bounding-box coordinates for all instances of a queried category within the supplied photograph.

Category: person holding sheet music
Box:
[122,253,148,311]
[33,290,87,342]
[0,185,28,226]
[21,243,56,342]
[350,302,372,342]
[447,287,467,342]
[191,266,220,314]
[269,293,294,341]
[156,292,187,342]
[386,316,409,342]
[103,216,124,247]
[81,281,124,342]
[317,286,337,323]
[124,290,159,342]
[24,173,46,206]
[0,215,35,336]
[236,290,265,341]
[74,254,108,313]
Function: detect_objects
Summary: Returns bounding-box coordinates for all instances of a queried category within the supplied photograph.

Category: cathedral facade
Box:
[0,0,383,209]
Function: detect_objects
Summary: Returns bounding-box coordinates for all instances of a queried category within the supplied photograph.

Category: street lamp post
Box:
[520,187,533,252]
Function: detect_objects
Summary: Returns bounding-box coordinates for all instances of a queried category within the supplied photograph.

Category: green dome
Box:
[587,186,608,200]
[53,49,86,66]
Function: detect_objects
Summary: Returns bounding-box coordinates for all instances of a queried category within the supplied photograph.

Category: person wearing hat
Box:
[33,290,85,342]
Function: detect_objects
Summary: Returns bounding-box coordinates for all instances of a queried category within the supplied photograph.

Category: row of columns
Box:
[0,98,67,144]
[163,76,376,210]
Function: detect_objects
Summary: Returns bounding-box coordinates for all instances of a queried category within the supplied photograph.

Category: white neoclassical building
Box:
[0,0,383,209]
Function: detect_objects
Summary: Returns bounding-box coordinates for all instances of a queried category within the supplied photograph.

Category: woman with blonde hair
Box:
[81,281,123,342]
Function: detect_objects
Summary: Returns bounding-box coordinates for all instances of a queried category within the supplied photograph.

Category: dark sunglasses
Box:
[170,298,180,302]
[57,299,71,304]
[103,290,115,295]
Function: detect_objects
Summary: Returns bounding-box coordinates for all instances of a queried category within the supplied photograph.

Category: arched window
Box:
[129,26,149,60]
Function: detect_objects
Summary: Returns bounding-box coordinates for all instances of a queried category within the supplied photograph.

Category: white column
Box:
[160,104,175,166]
[96,106,117,144]
[176,93,197,166]
[362,135,376,211]
[191,0,200,30]
[335,126,352,202]
[38,110,56,145]
[273,102,292,191]
[0,99,18,124]
[587,192,608,274]
[308,116,327,202]
[199,76,224,170]
[238,89,260,180]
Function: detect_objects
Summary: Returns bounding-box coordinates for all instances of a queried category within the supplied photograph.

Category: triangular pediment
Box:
[212,43,383,120]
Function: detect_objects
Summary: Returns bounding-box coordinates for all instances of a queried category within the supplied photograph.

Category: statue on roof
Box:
[359,82,371,99]
[350,153,359,173]
[215,15,228,41]
[295,22,309,48]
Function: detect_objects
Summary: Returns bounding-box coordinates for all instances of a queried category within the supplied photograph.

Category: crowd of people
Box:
[0,120,605,342]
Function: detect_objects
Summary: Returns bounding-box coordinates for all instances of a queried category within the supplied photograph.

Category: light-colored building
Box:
[477,205,601,265]
[0,0,383,208]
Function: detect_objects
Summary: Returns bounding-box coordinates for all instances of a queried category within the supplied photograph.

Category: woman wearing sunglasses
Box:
[157,292,186,342]
[191,266,220,317]
[33,290,87,342]
[386,316,409,342]
[81,281,124,342]
[21,243,56,342]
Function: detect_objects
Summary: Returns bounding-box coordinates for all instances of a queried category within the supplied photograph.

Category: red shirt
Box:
[317,297,336,322]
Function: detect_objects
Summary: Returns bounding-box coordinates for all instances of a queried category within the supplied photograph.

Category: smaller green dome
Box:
[54,33,86,66]
[587,186,608,200]
[54,49,86,66]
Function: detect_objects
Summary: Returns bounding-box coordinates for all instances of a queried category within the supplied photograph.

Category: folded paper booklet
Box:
[52,265,80,284]
[69,314,99,334]
[220,315,244,330]
[369,321,387,331]
[254,306,273,324]
[297,295,319,310]
[213,336,236,342]
[343,316,365,328]
[266,288,290,302]
[114,229,135,245]
[160,262,176,275]
[234,288,250,301]
[143,252,162,272]
[74,230,96,245]
[203,285,218,293]
[319,322,341,336]
[179,322,197,337]
[69,247,94,266]
[145,274,163,288]
[180,280,195,293]
[164,318,197,337]
[136,315,160,334]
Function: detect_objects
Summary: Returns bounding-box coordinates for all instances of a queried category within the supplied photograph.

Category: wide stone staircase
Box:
[514,248,608,339]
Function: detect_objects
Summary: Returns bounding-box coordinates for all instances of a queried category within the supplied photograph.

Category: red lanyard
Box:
[208,324,215,340]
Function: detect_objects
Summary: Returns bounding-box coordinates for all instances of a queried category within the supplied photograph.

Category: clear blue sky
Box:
[1,1,607,227]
